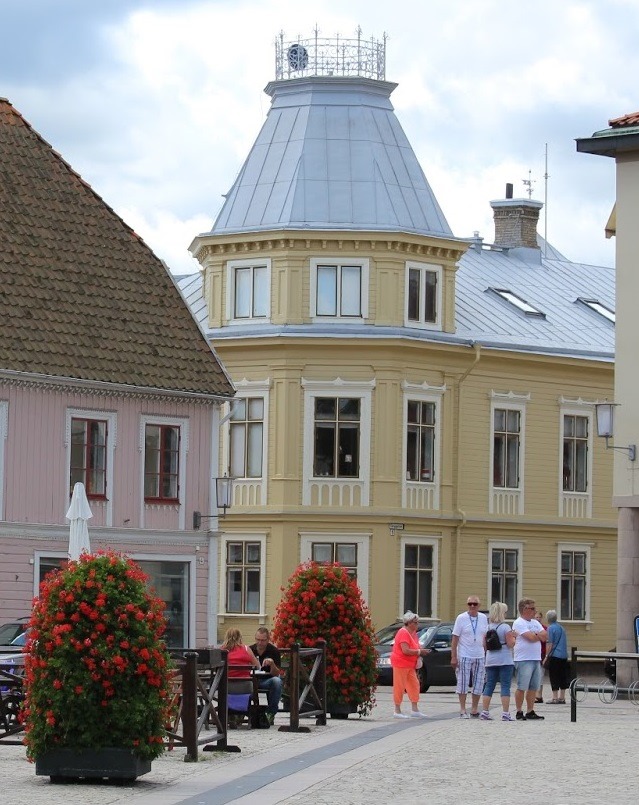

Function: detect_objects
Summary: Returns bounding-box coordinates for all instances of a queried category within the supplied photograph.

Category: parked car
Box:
[375,620,457,692]
[0,630,29,655]
[0,617,29,648]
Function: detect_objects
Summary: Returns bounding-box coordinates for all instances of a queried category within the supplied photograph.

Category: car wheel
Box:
[418,666,429,693]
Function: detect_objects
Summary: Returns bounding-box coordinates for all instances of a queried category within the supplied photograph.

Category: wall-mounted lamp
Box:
[594,402,636,461]
[193,475,235,530]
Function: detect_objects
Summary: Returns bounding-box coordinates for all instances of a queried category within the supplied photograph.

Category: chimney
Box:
[490,196,543,249]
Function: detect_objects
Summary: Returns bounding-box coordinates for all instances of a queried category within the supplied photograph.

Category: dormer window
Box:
[490,288,545,318]
[577,297,615,323]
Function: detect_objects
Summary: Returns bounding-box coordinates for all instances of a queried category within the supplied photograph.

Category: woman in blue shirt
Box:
[544,610,569,703]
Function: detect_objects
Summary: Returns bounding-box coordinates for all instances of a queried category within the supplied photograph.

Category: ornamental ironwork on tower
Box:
[275,28,387,81]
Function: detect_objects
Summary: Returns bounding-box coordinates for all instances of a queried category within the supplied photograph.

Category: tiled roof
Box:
[209,77,452,239]
[609,112,639,128]
[0,100,233,398]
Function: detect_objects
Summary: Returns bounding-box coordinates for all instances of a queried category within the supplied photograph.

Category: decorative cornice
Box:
[558,396,597,407]
[402,380,447,395]
[194,233,465,264]
[0,370,224,406]
[0,522,204,545]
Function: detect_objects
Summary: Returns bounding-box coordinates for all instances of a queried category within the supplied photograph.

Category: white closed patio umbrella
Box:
[66,482,93,560]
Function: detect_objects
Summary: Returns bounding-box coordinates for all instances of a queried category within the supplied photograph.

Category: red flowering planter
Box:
[23,552,174,778]
[273,562,377,717]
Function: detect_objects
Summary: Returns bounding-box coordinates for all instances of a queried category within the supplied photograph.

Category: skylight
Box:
[577,298,615,323]
[490,288,545,317]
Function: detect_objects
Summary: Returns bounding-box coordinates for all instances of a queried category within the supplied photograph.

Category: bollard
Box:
[182,652,199,761]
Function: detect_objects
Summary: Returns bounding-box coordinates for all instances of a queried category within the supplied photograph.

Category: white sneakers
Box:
[394,710,428,719]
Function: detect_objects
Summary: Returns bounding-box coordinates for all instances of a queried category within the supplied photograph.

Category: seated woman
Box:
[222,627,260,677]
[220,628,260,727]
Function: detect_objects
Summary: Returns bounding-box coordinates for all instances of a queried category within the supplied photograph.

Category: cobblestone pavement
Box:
[2,683,638,805]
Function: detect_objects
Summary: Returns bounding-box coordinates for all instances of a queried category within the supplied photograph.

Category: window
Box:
[406,401,435,482]
[36,554,193,648]
[0,400,7,520]
[144,424,180,501]
[493,408,520,488]
[406,262,441,328]
[225,541,262,614]
[311,542,357,578]
[70,418,107,498]
[300,533,371,599]
[302,379,374,506]
[313,397,360,478]
[403,543,433,616]
[227,258,271,323]
[490,288,545,317]
[310,258,369,320]
[560,549,588,620]
[230,397,264,478]
[577,297,615,323]
[491,547,519,616]
[563,414,588,492]
[137,559,190,649]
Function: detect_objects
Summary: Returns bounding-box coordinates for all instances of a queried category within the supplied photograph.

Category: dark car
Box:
[376,620,456,692]
[0,629,29,655]
[0,617,29,648]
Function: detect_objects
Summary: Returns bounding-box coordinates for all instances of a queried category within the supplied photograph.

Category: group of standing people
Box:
[391,596,570,721]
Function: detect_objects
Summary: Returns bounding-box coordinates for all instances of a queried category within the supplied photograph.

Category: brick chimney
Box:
[490,198,543,249]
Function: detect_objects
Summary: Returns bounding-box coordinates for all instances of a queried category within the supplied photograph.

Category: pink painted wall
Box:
[0,379,221,647]
[1,382,215,527]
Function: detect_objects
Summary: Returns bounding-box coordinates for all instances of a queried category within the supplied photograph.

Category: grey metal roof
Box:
[177,237,615,362]
[454,242,614,359]
[208,76,452,239]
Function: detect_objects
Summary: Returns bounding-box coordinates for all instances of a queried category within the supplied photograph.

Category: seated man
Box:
[250,627,283,725]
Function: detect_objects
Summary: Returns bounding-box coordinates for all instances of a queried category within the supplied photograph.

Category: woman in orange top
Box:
[390,611,429,718]
[221,627,260,678]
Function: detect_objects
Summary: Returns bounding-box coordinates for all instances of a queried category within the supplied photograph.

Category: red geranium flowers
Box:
[23,551,174,762]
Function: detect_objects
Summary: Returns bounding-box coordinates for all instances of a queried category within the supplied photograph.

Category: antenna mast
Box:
[543,144,549,258]
[522,170,535,199]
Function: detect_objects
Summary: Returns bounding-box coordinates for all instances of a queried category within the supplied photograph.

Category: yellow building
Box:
[183,33,616,653]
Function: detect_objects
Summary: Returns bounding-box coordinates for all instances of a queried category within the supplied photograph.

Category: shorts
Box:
[456,656,485,696]
[483,664,514,698]
[515,660,542,691]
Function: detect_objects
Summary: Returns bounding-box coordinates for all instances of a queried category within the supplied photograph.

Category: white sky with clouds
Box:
[2,0,637,274]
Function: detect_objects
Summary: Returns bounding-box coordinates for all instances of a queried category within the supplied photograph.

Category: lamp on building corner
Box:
[193,475,235,530]
[594,402,636,461]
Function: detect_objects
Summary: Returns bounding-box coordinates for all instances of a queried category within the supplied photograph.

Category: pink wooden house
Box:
[0,99,234,647]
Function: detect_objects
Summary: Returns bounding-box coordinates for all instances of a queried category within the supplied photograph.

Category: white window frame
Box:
[222,380,270,508]
[219,533,267,618]
[402,382,445,510]
[0,401,7,520]
[300,532,370,601]
[226,258,271,325]
[489,392,529,515]
[559,399,594,518]
[404,261,443,330]
[66,407,117,527]
[399,534,440,618]
[310,257,369,322]
[487,540,524,617]
[301,378,374,506]
[557,542,592,623]
[139,414,188,529]
[33,551,197,646]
